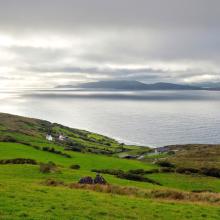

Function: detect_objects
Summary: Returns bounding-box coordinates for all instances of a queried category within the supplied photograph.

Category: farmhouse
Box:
[59,134,65,141]
[46,134,53,141]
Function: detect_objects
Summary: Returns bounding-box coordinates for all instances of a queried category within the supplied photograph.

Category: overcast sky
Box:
[0,0,220,88]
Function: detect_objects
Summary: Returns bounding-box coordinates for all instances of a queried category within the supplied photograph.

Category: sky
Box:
[0,0,220,88]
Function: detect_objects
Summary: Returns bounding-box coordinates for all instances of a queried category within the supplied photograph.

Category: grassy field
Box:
[152,144,220,169]
[0,142,155,171]
[148,173,220,192]
[2,177,220,220]
[0,113,220,219]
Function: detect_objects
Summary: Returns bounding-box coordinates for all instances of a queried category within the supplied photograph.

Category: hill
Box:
[0,113,150,156]
[154,144,220,169]
[1,113,220,219]
[56,80,201,90]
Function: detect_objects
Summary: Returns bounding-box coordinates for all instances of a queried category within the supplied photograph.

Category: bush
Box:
[128,169,145,175]
[156,161,175,168]
[144,169,160,174]
[78,176,94,184]
[39,162,57,173]
[91,169,124,176]
[200,167,220,178]
[160,167,175,173]
[128,169,160,175]
[94,174,107,184]
[0,158,37,165]
[0,136,17,142]
[117,173,161,185]
[176,167,200,174]
[65,146,82,152]
[70,164,80,170]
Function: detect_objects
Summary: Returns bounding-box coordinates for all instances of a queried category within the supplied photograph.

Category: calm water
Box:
[1,89,220,147]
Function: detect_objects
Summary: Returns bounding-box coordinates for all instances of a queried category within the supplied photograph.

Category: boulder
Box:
[94,174,107,185]
[78,176,94,184]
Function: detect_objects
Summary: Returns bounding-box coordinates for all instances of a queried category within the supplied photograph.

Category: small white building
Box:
[58,134,65,141]
[46,134,53,141]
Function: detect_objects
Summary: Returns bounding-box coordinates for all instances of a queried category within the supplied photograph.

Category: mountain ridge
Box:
[56,80,202,90]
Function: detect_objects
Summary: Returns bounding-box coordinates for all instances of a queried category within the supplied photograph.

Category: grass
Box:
[148,173,220,193]
[0,142,155,171]
[1,113,220,219]
[0,112,149,155]
[0,150,220,220]
[1,170,220,220]
[159,144,220,169]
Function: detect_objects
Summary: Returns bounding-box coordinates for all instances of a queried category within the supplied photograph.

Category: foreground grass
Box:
[1,113,220,219]
[0,151,220,219]
[148,173,220,193]
[1,175,220,220]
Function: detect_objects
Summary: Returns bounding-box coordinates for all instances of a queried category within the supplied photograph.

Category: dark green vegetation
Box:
[0,113,220,219]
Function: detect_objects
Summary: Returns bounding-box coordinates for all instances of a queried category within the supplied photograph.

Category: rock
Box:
[78,176,94,184]
[94,174,107,185]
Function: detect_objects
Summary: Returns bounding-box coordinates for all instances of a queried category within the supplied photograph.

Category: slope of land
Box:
[0,113,220,219]
[0,113,150,156]
[149,144,220,169]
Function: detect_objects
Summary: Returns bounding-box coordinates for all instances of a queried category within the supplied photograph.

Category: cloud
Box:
[0,0,219,32]
[0,0,220,88]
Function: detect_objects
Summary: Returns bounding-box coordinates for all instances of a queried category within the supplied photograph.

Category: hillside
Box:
[154,144,220,169]
[1,113,220,219]
[56,80,201,90]
[0,113,150,157]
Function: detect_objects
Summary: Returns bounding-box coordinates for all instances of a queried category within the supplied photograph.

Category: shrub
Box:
[0,136,17,142]
[91,169,124,176]
[144,169,160,174]
[39,162,57,173]
[128,169,160,175]
[70,164,80,170]
[117,173,161,185]
[0,158,37,165]
[200,167,220,178]
[65,146,82,152]
[94,174,107,185]
[160,167,175,173]
[175,167,200,174]
[128,169,145,175]
[156,161,175,168]
[78,176,94,184]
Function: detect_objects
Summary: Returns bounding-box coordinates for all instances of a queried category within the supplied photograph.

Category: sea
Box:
[1,89,220,147]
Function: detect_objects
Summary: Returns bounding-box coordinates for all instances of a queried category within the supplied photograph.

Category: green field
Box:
[0,113,220,219]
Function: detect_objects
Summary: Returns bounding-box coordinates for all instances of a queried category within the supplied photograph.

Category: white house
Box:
[46,134,53,141]
[58,134,65,141]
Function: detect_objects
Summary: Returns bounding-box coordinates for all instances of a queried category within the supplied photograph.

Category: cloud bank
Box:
[0,0,220,88]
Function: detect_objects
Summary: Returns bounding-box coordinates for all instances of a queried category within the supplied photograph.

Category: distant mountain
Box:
[190,82,220,90]
[56,80,202,90]
[56,85,76,88]
[78,80,150,90]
